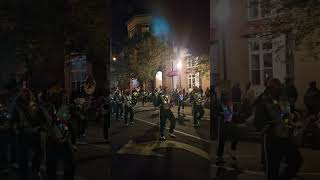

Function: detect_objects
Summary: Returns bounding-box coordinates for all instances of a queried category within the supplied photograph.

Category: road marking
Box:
[77,141,111,151]
[134,107,210,120]
[171,112,210,121]
[117,140,209,160]
[134,117,213,144]
[117,140,165,158]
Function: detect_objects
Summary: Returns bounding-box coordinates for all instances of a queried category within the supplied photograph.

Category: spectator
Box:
[283,77,298,111]
[304,81,320,116]
[242,82,255,106]
[231,83,242,112]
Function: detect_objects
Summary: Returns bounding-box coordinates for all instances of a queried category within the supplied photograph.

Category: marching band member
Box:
[191,87,205,127]
[156,87,176,140]
[123,90,137,126]
[177,89,186,116]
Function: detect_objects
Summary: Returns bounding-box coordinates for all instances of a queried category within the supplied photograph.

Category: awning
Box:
[240,20,271,37]
[166,70,178,77]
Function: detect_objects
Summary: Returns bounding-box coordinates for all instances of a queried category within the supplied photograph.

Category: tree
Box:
[125,34,173,86]
[193,55,210,78]
[261,0,320,60]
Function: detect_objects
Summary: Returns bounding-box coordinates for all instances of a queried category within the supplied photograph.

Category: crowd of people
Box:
[1,77,319,180]
[109,85,210,140]
[213,78,320,180]
[0,83,110,180]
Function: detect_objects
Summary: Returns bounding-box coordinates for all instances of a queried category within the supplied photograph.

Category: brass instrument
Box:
[195,93,205,106]
[82,75,96,95]
[161,94,171,109]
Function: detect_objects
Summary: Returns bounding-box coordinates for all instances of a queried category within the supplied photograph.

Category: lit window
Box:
[249,37,274,85]
[187,73,199,90]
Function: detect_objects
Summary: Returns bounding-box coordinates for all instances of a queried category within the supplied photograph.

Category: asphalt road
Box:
[2,102,320,180]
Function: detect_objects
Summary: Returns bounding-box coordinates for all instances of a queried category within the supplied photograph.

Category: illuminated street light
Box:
[177,61,182,70]
[112,57,117,61]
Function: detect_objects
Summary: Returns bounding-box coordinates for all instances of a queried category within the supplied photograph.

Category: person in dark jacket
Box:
[216,90,238,165]
[177,89,186,116]
[304,81,320,116]
[45,95,76,180]
[231,83,242,113]
[261,78,302,180]
[283,78,298,112]
[11,88,44,180]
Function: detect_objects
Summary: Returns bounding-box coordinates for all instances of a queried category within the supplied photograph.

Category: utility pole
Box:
[171,61,174,90]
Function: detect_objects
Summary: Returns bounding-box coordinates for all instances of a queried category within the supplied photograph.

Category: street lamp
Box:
[177,61,182,88]
[112,57,117,61]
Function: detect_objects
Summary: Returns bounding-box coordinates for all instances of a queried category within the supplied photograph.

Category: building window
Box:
[249,38,274,85]
[188,73,196,89]
[71,71,86,91]
[186,57,198,68]
[247,0,271,20]
[187,72,200,89]
[141,24,150,33]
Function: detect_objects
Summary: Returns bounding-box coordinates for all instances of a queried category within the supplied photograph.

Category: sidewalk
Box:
[209,141,320,180]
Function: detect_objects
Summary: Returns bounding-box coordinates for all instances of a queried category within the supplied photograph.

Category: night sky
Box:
[112,0,209,55]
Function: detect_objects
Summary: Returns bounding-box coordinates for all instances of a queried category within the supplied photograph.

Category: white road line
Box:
[171,112,210,120]
[77,141,111,151]
[134,117,213,144]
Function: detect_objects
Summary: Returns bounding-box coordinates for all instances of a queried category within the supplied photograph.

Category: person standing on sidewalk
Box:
[283,77,298,112]
[216,90,239,165]
[231,83,242,113]
[258,78,302,180]
[156,86,176,140]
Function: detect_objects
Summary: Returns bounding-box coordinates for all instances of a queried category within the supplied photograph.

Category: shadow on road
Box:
[149,113,159,119]
[176,115,190,126]
[211,166,241,180]
[134,126,159,143]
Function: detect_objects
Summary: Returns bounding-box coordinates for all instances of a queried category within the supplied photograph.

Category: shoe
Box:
[159,136,166,141]
[193,123,200,127]
[169,133,176,138]
[125,123,129,127]
[130,122,134,125]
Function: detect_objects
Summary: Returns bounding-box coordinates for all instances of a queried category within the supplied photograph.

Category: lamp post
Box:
[177,61,182,89]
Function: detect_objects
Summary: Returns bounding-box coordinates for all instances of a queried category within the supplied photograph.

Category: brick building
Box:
[127,14,210,92]
[210,0,320,107]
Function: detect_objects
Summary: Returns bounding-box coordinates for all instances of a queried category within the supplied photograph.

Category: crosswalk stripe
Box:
[134,117,213,144]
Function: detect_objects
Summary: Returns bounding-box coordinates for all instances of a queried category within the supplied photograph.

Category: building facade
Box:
[64,53,92,95]
[127,14,152,39]
[127,14,210,92]
[210,0,320,107]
